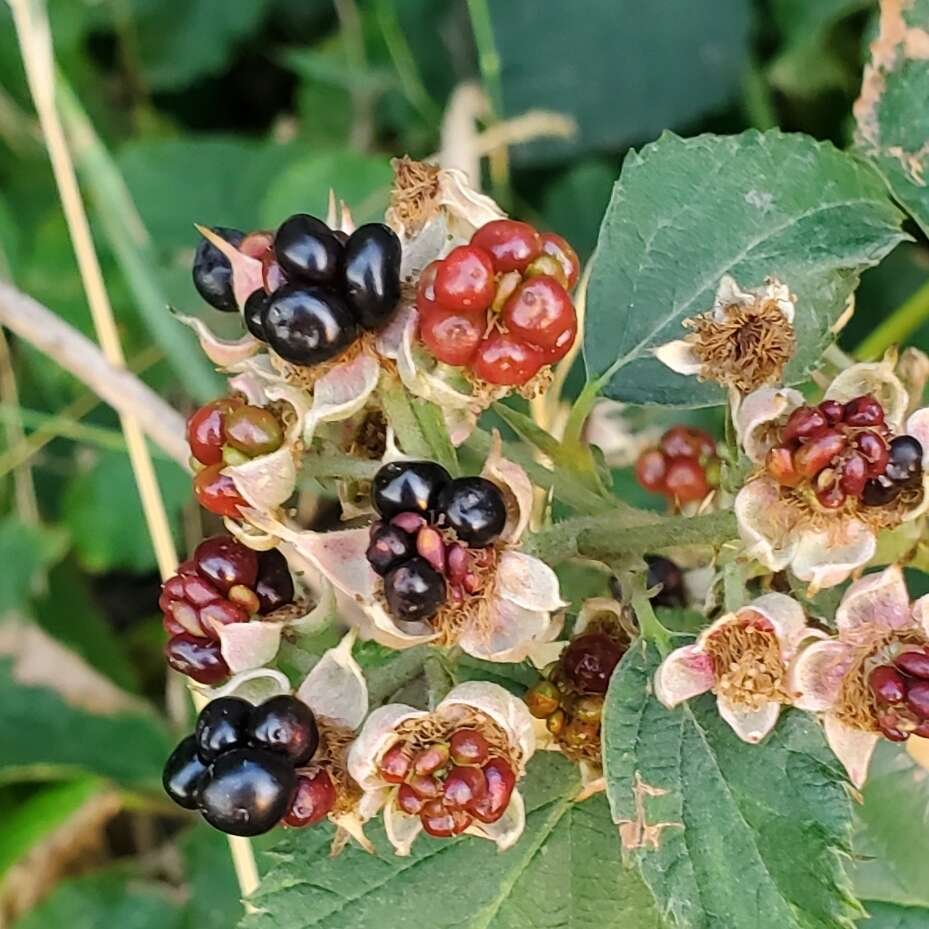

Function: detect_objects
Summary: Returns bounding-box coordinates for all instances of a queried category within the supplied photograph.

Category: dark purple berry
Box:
[366,523,416,576]
[198,748,297,836]
[895,649,929,679]
[262,285,359,365]
[906,680,929,719]
[861,477,902,507]
[372,460,451,519]
[248,695,319,766]
[437,477,506,546]
[886,435,923,484]
[646,556,686,608]
[383,556,446,625]
[255,548,295,614]
[869,665,907,704]
[273,214,343,284]
[163,735,208,810]
[194,536,259,595]
[165,634,229,685]
[342,223,402,330]
[193,226,244,312]
[195,697,252,762]
[244,289,269,341]
[561,633,622,694]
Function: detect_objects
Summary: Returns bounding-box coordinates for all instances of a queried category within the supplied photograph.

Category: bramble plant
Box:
[9,1,929,928]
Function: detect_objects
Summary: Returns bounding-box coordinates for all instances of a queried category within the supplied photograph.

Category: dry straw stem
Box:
[9,0,259,902]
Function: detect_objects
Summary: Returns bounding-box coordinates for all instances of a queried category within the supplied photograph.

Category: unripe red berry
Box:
[635,449,668,493]
[844,394,885,427]
[793,431,846,479]
[224,405,284,458]
[187,398,242,465]
[420,800,471,837]
[283,770,336,827]
[501,276,576,351]
[443,765,487,810]
[854,431,889,478]
[433,245,495,313]
[539,232,580,289]
[396,783,424,815]
[449,728,490,766]
[664,457,710,503]
[659,426,716,461]
[470,219,541,273]
[471,333,546,386]
[869,665,907,704]
[469,757,516,824]
[412,743,450,776]
[165,634,229,685]
[766,446,802,487]
[194,464,248,518]
[895,650,929,679]
[378,741,412,784]
[418,305,484,366]
[838,452,869,498]
[781,407,828,446]
[818,400,844,424]
[906,680,929,719]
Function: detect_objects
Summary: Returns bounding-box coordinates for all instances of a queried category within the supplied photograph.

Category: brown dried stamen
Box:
[269,331,396,390]
[687,299,795,392]
[395,707,517,766]
[702,615,791,710]
[835,631,929,732]
[388,157,441,235]
[307,717,362,815]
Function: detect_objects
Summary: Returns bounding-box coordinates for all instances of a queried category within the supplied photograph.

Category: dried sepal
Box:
[296,631,368,732]
[194,224,264,311]
[175,313,261,367]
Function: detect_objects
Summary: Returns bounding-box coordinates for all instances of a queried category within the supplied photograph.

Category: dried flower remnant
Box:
[654,275,796,393]
[347,681,534,854]
[655,593,818,743]
[735,360,929,591]
[791,566,929,787]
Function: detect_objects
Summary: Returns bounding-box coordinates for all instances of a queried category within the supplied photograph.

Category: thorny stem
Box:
[855,276,929,361]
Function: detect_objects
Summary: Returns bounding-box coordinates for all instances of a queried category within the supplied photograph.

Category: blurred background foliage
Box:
[0,1,925,926]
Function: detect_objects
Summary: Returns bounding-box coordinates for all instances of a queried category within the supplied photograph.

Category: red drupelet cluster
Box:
[379,728,516,837]
[635,426,720,505]
[764,394,923,509]
[416,219,580,387]
[187,397,285,517]
[161,535,294,684]
[869,648,929,740]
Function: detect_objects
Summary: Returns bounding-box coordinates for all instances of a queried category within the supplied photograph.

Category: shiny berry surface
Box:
[539,233,579,289]
[418,306,483,366]
[396,783,424,815]
[193,464,247,518]
[378,741,412,784]
[192,226,244,312]
[283,770,337,827]
[501,276,575,351]
[561,633,622,694]
[412,743,450,776]
[163,735,208,810]
[781,407,828,446]
[342,223,402,330]
[263,285,359,366]
[384,557,446,625]
[869,665,907,704]
[449,728,490,766]
[469,758,515,824]
[165,634,230,685]
[906,681,929,718]
[194,536,259,594]
[187,398,240,466]
[254,548,295,614]
[659,426,716,461]
[420,800,471,837]
[224,405,284,458]
[634,449,667,493]
[664,457,710,503]
[471,333,545,386]
[524,680,561,718]
[887,435,924,484]
[437,477,507,546]
[273,213,342,284]
[372,460,451,519]
[244,290,268,341]
[844,394,885,427]
[198,748,297,837]
[366,523,416,576]
[248,695,319,766]
[195,697,251,762]
[470,219,541,273]
[862,478,901,507]
[894,649,929,678]
[443,765,487,810]
[433,245,495,312]
[646,555,686,608]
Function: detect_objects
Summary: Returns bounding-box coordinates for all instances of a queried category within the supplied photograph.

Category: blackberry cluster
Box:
[524,632,624,757]
[163,695,335,836]
[186,396,285,517]
[365,461,507,630]
[378,728,516,837]
[416,219,580,387]
[193,215,402,366]
[764,394,924,509]
[161,535,294,685]
[635,426,720,505]
[869,648,929,741]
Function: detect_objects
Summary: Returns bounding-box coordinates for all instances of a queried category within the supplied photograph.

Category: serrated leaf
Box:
[585,130,905,407]
[861,902,929,929]
[854,0,929,238]
[487,0,752,165]
[602,644,859,929]
[241,754,662,929]
[852,743,929,909]
[0,659,171,790]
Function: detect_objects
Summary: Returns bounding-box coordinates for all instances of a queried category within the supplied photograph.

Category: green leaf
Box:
[0,658,171,789]
[241,754,662,929]
[585,130,906,406]
[602,644,860,929]
[487,0,752,164]
[260,151,392,228]
[852,744,929,909]
[854,0,929,238]
[0,517,66,615]
[861,903,929,929]
[62,450,189,574]
[12,870,182,929]
[180,827,245,929]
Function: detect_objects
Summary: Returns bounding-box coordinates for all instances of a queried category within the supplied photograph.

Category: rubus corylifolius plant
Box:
[159,37,929,921]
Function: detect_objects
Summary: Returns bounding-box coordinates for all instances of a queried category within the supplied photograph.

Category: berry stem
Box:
[855,277,929,361]
[621,572,672,656]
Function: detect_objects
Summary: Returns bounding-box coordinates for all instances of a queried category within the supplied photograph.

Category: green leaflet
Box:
[487,0,752,165]
[602,645,860,929]
[860,902,929,929]
[854,0,929,238]
[241,754,662,929]
[584,130,906,407]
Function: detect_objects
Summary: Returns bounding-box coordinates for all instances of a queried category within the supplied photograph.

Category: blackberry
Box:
[437,477,507,546]
[274,213,343,284]
[193,226,244,312]
[263,285,359,365]
[342,223,402,330]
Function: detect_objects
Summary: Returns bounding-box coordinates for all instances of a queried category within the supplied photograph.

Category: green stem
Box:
[855,277,929,360]
[466,0,503,118]
[619,571,672,656]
